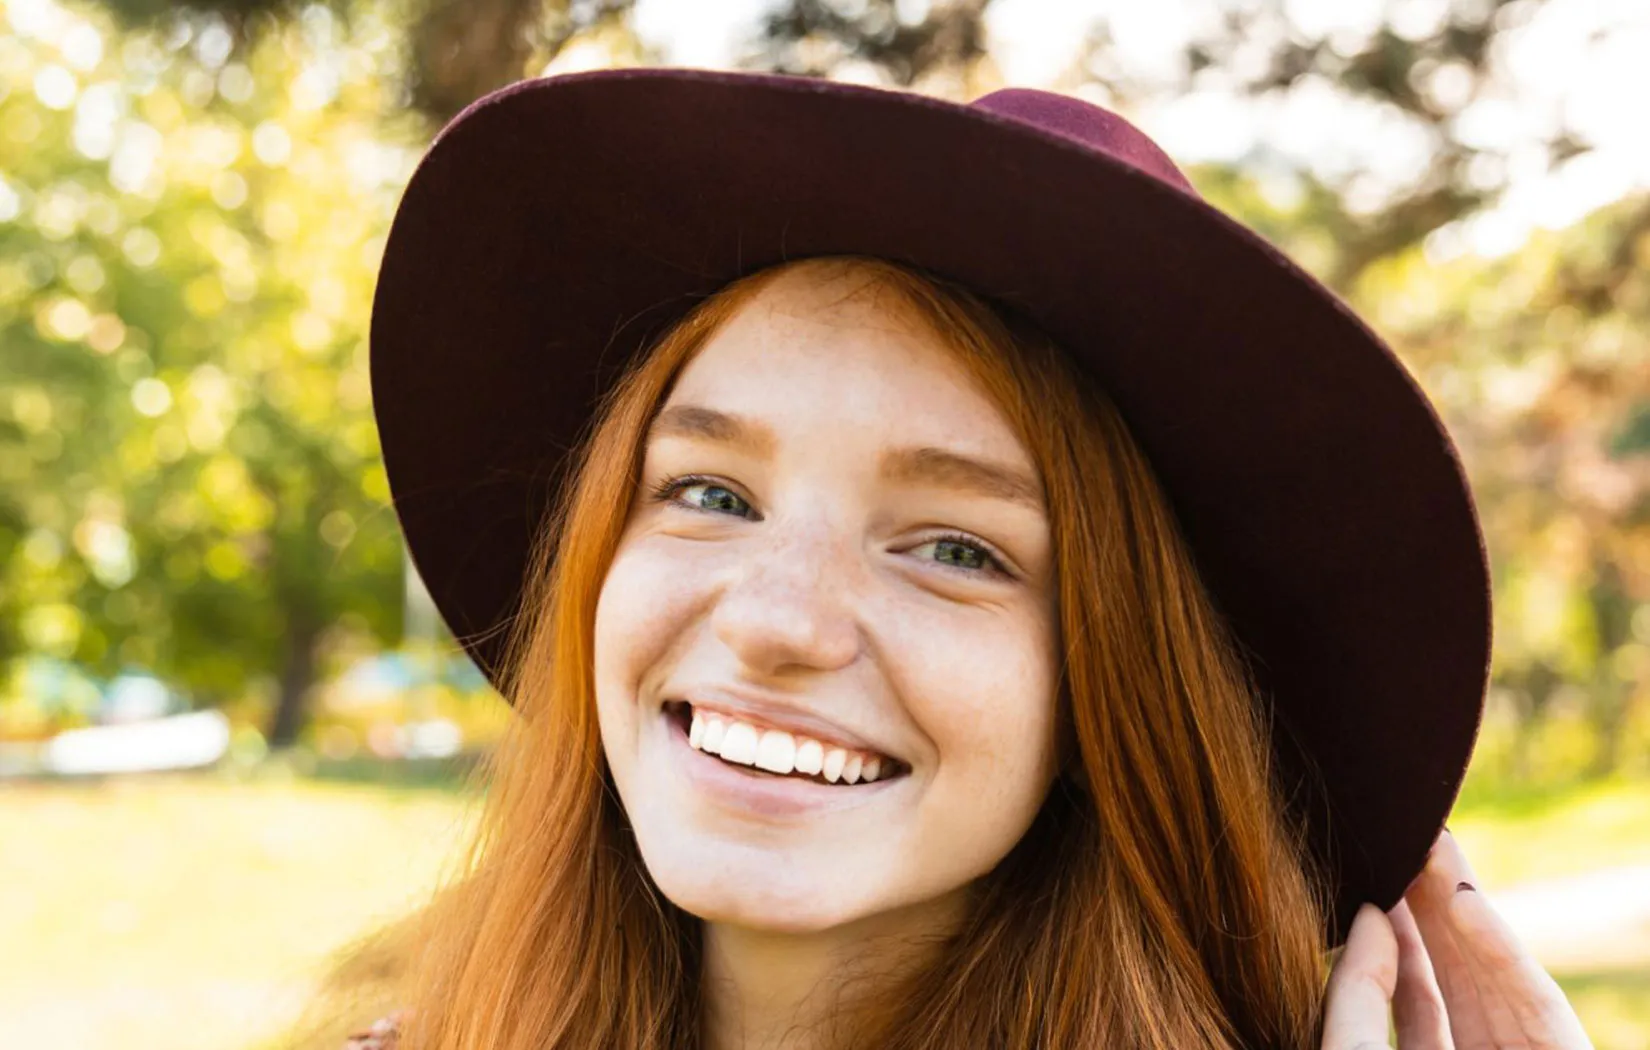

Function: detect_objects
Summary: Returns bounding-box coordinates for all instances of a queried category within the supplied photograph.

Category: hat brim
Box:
[369,66,1490,948]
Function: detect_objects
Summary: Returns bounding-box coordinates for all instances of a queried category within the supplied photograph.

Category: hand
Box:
[1321,827,1595,1049]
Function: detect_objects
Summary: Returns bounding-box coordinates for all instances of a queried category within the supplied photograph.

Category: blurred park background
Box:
[1,0,1647,1046]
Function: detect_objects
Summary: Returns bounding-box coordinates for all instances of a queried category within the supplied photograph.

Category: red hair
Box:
[296,254,1332,1049]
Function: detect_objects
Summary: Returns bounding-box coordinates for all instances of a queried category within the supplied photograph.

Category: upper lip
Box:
[668,684,902,762]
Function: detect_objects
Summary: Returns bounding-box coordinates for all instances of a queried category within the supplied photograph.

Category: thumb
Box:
[1322,903,1399,1050]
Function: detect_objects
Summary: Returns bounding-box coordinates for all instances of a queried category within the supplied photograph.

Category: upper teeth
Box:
[688,707,892,784]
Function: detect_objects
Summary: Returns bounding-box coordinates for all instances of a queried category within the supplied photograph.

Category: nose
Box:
[711,518,862,677]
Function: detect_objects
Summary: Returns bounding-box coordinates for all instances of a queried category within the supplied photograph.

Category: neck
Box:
[698,888,969,1050]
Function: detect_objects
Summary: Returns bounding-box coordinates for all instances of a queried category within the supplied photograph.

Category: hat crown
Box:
[969,87,1197,196]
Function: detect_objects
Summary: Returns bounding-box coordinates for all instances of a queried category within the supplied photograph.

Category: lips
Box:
[666,687,903,763]
[662,701,909,784]
[661,704,907,818]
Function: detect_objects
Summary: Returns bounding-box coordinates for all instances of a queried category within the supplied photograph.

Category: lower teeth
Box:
[719,756,841,785]
[742,763,829,784]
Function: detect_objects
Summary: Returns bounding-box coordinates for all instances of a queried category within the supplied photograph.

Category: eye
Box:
[646,476,1007,577]
[648,474,756,519]
[912,532,1007,577]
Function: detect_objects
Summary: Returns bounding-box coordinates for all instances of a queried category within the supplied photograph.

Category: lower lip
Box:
[661,708,906,819]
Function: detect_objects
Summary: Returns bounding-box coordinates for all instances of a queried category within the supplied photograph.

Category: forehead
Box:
[663,268,1031,464]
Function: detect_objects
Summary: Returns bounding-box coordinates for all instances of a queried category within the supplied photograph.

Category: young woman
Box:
[326,69,1596,1049]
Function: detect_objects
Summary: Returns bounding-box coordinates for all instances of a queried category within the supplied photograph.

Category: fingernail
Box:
[1456,880,1476,893]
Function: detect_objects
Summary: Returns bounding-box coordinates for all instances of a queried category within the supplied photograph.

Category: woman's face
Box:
[593,265,1062,934]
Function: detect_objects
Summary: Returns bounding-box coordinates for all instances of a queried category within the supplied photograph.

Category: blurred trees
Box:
[1079,0,1649,785]
[1,0,1644,779]
[1366,197,1650,785]
[1,2,416,745]
[1074,0,1590,291]
[748,0,992,90]
[86,0,636,124]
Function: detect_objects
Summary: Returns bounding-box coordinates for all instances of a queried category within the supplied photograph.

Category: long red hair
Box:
[297,254,1332,1049]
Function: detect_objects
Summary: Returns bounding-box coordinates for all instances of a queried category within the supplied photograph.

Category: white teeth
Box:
[718,722,759,765]
[822,748,847,783]
[754,730,797,774]
[794,739,824,776]
[701,715,728,754]
[683,706,895,786]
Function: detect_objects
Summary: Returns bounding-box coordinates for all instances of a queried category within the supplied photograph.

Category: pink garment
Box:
[342,1009,406,1048]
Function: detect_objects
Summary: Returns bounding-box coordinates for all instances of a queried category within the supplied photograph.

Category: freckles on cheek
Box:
[909,624,1058,779]
[596,542,710,680]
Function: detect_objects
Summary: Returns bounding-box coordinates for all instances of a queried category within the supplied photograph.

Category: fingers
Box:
[1405,828,1596,1050]
[1433,834,1597,1049]
[1322,903,1397,1050]
[1404,831,1496,1048]
[1325,829,1594,1050]
[1389,898,1454,1050]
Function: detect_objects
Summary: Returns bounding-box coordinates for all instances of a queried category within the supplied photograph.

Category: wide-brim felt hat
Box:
[368,66,1491,948]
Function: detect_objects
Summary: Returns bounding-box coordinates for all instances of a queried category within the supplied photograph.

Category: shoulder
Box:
[343,1009,407,1049]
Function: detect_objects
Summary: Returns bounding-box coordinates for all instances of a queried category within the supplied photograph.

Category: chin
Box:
[675,889,865,935]
[644,844,869,933]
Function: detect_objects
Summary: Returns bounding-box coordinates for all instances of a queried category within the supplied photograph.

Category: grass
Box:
[1449,776,1650,887]
[1559,968,1650,1050]
[0,768,477,1050]
[2,766,1646,1050]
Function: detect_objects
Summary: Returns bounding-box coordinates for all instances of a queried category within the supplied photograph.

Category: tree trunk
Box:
[1584,556,1637,778]
[267,606,321,750]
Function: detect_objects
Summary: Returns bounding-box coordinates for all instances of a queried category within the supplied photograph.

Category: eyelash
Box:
[646,473,1010,578]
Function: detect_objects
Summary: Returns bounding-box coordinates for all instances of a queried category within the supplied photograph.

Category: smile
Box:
[663,700,909,787]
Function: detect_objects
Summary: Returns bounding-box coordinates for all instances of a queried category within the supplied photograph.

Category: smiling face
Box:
[592,262,1063,934]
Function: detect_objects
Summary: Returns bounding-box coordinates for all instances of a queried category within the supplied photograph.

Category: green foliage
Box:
[1351,197,1650,787]
[0,0,426,733]
[2,0,1644,781]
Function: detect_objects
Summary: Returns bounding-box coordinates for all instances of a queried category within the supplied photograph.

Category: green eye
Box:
[649,475,754,519]
[919,533,1005,576]
[681,482,748,515]
[646,475,1005,577]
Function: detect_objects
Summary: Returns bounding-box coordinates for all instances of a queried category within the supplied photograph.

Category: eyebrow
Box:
[648,404,776,455]
[647,404,1044,510]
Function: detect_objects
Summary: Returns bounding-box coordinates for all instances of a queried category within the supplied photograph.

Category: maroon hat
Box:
[369,67,1491,948]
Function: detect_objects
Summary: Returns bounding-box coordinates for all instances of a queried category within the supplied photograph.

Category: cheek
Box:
[896,601,1062,813]
[911,604,1056,738]
[592,540,707,734]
